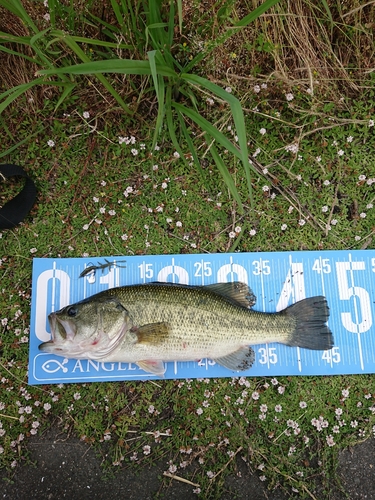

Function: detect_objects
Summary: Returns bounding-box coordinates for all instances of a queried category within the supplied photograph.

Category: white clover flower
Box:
[337,150,344,156]
[259,128,266,135]
[225,86,232,93]
[253,85,261,93]
[347,136,353,143]
[285,143,299,154]
[249,229,256,236]
[322,206,328,213]
[83,111,90,119]
[285,93,294,101]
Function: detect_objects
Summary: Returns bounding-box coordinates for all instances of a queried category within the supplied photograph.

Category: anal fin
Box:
[213,346,255,372]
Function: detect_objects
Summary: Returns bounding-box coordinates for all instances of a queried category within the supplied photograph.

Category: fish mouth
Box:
[39,313,77,353]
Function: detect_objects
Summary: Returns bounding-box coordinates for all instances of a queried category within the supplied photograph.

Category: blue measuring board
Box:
[28,250,375,385]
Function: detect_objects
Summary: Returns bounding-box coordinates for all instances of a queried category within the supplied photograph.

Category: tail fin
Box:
[283,296,334,350]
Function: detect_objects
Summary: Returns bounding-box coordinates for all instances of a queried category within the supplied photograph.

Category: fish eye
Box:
[66,306,78,317]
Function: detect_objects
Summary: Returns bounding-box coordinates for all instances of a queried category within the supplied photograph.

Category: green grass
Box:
[1,0,375,497]
[1,83,375,497]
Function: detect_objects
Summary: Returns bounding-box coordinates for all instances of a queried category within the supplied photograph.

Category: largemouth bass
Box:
[39,282,333,376]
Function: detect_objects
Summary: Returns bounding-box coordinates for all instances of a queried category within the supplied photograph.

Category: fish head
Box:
[39,295,132,360]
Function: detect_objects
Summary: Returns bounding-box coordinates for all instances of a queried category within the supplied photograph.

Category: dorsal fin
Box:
[205,282,256,308]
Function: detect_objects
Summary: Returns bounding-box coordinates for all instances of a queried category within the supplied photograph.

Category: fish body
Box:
[39,282,334,376]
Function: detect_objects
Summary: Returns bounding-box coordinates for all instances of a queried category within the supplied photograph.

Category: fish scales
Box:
[101,283,296,362]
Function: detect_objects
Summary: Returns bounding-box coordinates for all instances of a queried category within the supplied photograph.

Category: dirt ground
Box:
[1,427,374,499]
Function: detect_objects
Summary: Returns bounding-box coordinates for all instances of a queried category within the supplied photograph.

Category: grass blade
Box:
[148,50,166,150]
[37,58,176,77]
[0,0,38,33]
[53,33,133,114]
[176,111,203,176]
[180,74,253,204]
[234,0,280,27]
[210,142,244,213]
[0,44,39,65]
[0,78,45,114]
[173,101,247,211]
[172,102,241,159]
[165,87,185,161]
[53,82,76,112]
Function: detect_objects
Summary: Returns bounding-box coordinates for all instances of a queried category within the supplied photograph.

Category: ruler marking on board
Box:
[348,253,364,371]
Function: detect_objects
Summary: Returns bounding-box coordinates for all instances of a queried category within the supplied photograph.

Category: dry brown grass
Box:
[192,0,374,98]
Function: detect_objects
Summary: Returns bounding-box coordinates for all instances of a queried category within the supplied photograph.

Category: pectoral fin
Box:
[213,346,255,371]
[137,360,166,376]
[132,322,170,345]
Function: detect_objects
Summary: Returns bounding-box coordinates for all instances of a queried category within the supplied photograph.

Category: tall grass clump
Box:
[0,0,282,211]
